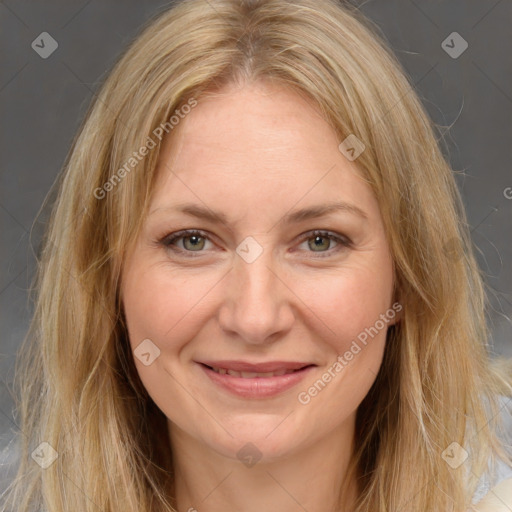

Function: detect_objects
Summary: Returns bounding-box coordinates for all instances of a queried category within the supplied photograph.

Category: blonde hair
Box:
[2,0,512,510]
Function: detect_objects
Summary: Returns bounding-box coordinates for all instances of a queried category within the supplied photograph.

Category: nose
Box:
[218,241,295,345]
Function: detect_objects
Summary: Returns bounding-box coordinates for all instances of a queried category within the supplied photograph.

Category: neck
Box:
[167,414,358,512]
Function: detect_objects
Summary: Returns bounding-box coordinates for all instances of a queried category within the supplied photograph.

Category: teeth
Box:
[240,371,258,378]
[210,366,298,378]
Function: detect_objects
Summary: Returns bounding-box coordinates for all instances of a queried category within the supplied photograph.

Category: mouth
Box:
[196,361,317,399]
[202,364,312,378]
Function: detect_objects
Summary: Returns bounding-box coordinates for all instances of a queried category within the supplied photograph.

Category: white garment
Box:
[472,478,512,511]
[471,395,512,505]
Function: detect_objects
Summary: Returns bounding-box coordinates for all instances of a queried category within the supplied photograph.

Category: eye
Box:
[159,229,352,258]
[161,229,213,256]
[295,230,352,257]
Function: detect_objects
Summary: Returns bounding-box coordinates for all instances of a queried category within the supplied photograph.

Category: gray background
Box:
[1,0,511,492]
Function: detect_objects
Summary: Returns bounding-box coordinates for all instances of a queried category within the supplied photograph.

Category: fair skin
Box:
[121,80,400,512]
[474,478,512,511]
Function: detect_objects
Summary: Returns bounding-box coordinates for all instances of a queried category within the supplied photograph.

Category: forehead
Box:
[149,81,378,224]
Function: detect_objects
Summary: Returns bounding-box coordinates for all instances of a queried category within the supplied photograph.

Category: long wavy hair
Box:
[2,0,512,510]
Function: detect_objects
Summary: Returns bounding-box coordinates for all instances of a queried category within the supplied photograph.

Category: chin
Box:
[199,415,306,464]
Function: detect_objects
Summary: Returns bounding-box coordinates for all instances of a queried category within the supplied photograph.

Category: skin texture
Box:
[471,478,512,511]
[121,80,400,512]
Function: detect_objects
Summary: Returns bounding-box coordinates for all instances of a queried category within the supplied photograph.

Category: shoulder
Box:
[471,395,512,507]
[471,477,512,511]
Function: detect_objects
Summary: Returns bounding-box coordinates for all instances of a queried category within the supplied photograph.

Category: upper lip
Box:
[198,360,315,372]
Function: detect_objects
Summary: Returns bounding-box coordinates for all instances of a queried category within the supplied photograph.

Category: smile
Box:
[209,366,300,378]
[197,361,317,399]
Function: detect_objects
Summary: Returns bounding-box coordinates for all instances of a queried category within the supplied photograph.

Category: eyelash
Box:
[159,229,352,259]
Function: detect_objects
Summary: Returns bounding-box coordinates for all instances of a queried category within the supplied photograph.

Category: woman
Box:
[2,0,511,510]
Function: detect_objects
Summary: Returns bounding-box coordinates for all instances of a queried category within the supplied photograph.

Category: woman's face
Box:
[121,81,398,462]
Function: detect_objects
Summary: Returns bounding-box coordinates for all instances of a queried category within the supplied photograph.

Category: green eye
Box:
[161,229,352,258]
[307,234,334,251]
[298,230,352,257]
[163,230,211,255]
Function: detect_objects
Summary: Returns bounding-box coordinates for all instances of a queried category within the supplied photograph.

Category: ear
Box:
[388,279,402,327]
[386,299,403,327]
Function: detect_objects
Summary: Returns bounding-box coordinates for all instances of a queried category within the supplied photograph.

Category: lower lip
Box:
[199,363,316,399]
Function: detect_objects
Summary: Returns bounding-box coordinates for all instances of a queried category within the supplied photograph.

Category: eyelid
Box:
[160,229,214,257]
[159,228,352,258]
[293,230,352,258]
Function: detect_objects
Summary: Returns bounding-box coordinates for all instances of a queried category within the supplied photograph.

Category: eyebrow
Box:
[150,201,368,225]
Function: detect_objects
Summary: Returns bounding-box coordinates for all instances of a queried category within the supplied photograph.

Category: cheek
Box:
[123,245,394,355]
[122,263,215,347]
[294,269,392,421]
[299,262,393,352]
[121,263,213,412]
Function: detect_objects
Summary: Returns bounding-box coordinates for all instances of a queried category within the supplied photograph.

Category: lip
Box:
[198,360,312,373]
[197,361,316,399]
